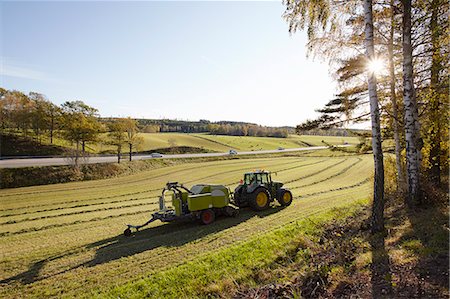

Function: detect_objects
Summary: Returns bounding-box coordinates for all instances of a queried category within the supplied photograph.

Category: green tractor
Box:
[233,170,293,211]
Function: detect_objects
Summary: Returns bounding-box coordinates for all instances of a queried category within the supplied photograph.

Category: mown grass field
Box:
[42,133,359,154]
[0,153,372,298]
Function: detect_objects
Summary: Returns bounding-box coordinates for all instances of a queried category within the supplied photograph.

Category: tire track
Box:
[283,157,349,185]
[289,157,363,189]
[0,202,158,225]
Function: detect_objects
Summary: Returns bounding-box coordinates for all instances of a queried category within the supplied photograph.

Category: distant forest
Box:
[132,118,361,137]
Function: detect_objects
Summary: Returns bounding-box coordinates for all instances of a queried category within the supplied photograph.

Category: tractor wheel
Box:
[250,188,271,211]
[199,209,215,225]
[277,189,293,207]
[124,228,132,237]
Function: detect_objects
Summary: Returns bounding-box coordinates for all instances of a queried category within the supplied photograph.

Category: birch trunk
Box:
[402,0,421,204]
[388,0,405,190]
[364,0,385,233]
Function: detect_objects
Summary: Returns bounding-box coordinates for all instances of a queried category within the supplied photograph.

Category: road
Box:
[0,146,332,168]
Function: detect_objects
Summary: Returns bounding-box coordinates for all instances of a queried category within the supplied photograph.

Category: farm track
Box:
[0,158,329,215]
[0,155,372,298]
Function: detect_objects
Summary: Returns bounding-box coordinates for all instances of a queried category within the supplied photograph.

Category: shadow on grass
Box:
[370,231,393,298]
[0,206,284,285]
[401,198,449,297]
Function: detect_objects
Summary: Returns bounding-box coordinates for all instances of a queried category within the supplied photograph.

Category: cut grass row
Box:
[0,171,368,237]
[0,157,328,214]
[0,154,373,298]
[0,157,367,238]
[1,158,350,232]
[0,157,306,208]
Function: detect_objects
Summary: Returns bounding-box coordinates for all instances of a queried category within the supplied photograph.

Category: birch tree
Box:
[364,0,385,233]
[284,0,386,232]
[402,0,421,204]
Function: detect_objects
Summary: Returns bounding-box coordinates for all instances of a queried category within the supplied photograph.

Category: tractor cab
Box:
[243,171,272,186]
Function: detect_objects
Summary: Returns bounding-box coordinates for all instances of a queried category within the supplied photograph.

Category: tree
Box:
[364,0,385,233]
[284,0,385,232]
[28,92,49,143]
[123,118,143,161]
[402,0,421,205]
[61,101,101,155]
[424,0,448,186]
[107,119,126,163]
[60,101,101,165]
[387,0,406,190]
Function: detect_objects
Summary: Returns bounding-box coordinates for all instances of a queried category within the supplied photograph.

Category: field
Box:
[42,133,359,154]
[0,153,373,298]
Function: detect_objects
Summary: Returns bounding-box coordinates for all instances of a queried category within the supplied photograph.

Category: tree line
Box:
[283,0,448,233]
[0,88,141,164]
[137,119,290,137]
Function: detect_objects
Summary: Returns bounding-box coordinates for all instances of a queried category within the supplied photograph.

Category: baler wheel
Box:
[200,209,215,225]
[124,228,132,237]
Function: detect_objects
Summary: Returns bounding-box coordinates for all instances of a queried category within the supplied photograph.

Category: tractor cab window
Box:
[261,173,269,184]
[255,174,262,183]
[244,174,255,185]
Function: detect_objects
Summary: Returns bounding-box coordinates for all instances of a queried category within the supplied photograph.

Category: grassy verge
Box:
[97,199,369,299]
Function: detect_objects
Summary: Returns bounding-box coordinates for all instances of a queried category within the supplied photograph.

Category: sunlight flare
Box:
[367,58,386,75]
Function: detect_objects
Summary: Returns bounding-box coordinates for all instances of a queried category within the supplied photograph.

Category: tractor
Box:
[124,182,238,236]
[233,170,293,211]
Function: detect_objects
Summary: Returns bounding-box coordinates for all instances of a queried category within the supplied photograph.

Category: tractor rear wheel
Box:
[199,209,215,225]
[277,189,293,207]
[250,188,271,211]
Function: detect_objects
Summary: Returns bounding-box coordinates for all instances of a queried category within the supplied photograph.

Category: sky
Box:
[1,1,338,127]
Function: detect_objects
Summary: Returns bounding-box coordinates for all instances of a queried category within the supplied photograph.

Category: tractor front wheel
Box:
[250,188,271,211]
[199,209,215,225]
[277,189,293,207]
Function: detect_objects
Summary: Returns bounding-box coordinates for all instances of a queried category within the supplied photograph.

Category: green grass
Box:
[0,153,373,298]
[102,200,368,299]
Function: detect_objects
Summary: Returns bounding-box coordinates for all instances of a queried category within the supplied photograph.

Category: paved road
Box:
[0,146,334,168]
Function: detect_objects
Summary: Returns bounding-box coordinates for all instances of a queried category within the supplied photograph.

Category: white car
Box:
[229,149,237,155]
[150,152,163,158]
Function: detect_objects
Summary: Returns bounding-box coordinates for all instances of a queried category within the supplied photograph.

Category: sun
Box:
[367,58,385,75]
